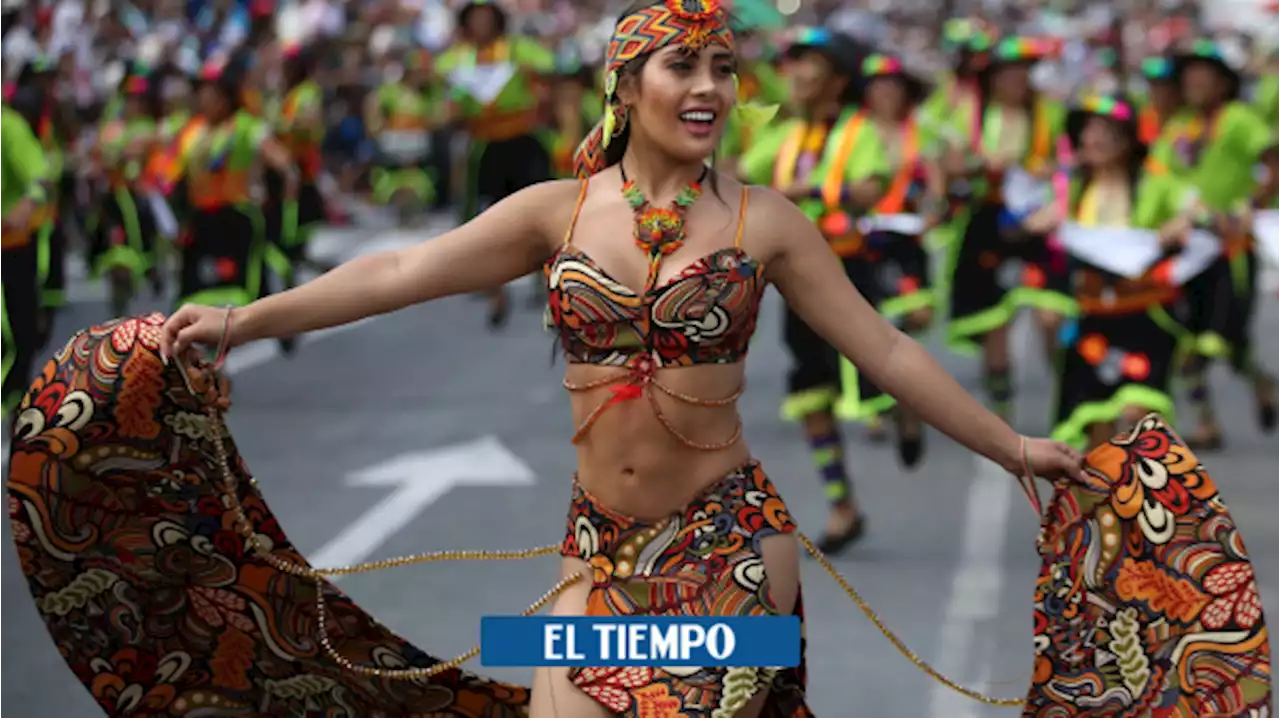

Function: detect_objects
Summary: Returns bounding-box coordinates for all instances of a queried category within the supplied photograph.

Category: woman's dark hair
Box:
[601,1,726,201]
[284,46,318,89]
[977,58,1035,125]
[458,2,507,39]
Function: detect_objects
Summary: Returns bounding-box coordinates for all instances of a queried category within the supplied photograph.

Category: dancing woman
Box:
[365,48,441,222]
[1036,96,1197,449]
[738,27,869,553]
[170,58,299,314]
[162,3,1084,715]
[436,0,555,328]
[1,102,52,418]
[833,54,946,468]
[90,69,165,318]
[943,37,1074,421]
[1147,41,1277,449]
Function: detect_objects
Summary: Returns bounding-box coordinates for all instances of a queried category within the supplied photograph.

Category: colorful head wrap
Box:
[572,0,776,177]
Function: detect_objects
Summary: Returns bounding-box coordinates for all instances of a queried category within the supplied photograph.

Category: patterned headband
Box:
[573,0,738,177]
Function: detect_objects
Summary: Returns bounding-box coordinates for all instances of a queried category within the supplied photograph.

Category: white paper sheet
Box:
[857,213,925,236]
[1057,223,1162,279]
[1057,223,1221,286]
[378,130,431,161]
[448,62,515,105]
[1001,168,1052,216]
[1253,210,1279,267]
[146,193,179,240]
[1169,230,1221,285]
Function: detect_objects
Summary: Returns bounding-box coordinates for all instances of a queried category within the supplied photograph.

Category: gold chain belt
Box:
[189,365,1022,706]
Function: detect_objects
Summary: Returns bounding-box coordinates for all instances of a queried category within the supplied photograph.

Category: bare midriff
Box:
[564,361,752,521]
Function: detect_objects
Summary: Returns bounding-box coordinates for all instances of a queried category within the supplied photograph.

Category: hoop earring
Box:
[611,104,630,137]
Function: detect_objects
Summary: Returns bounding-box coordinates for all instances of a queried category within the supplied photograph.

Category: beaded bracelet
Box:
[1016,435,1044,515]
[212,305,234,370]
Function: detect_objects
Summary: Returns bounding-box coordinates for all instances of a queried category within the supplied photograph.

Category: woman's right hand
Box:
[160,304,238,363]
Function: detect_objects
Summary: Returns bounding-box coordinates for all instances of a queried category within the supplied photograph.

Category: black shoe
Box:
[1255,376,1277,431]
[815,516,866,555]
[895,411,925,470]
[487,293,510,331]
[278,336,298,356]
[1186,431,1223,452]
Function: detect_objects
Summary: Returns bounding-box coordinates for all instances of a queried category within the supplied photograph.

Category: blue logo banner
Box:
[480,616,801,668]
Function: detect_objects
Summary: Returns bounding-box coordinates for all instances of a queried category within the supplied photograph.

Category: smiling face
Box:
[865,75,908,117]
[1181,60,1227,107]
[1079,114,1132,167]
[785,49,835,106]
[615,43,737,164]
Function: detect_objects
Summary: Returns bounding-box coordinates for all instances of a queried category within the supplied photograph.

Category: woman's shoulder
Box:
[497,178,591,243]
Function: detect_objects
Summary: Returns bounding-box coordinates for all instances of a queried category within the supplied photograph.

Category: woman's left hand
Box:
[1015,436,1088,483]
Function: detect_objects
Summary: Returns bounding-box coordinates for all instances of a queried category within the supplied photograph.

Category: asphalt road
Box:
[3,225,1277,717]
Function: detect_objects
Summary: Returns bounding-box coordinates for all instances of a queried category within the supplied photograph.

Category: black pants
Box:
[3,241,41,412]
[471,134,550,218]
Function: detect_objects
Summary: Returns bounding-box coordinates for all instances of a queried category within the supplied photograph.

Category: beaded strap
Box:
[212,306,234,370]
[1016,435,1044,516]
[174,358,1024,704]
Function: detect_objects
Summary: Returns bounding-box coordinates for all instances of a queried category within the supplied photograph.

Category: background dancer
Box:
[740,27,869,553]
[944,36,1074,421]
[1150,40,1277,450]
[1,99,51,420]
[365,47,441,225]
[833,52,946,470]
[1041,95,1198,449]
[437,0,555,329]
[160,5,1085,716]
[89,66,165,318]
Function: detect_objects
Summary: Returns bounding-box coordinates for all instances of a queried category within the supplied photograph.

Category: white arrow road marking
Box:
[307,435,536,579]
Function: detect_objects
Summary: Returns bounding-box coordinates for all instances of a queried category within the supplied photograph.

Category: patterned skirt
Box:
[5,314,533,717]
[1027,414,1273,716]
[1052,306,1184,449]
[560,464,812,717]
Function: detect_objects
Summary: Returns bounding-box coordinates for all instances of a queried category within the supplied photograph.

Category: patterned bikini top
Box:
[544,180,764,449]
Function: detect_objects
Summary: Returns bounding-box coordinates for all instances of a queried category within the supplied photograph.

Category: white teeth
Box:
[680,111,715,122]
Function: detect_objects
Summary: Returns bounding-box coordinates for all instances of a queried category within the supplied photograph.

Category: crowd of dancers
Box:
[2,1,1277,716]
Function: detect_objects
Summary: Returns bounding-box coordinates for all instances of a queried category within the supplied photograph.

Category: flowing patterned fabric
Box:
[7,315,1274,717]
[1026,414,1274,716]
[5,313,533,717]
[561,462,811,717]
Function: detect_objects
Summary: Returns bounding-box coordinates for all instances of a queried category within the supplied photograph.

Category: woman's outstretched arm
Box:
[755,186,1085,480]
[161,179,578,359]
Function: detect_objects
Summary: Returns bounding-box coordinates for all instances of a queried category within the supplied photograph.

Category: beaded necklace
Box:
[619,162,708,292]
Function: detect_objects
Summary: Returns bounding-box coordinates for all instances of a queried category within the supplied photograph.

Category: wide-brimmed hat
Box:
[855,53,928,107]
[782,27,863,78]
[1173,39,1243,100]
[943,17,998,70]
[984,36,1055,72]
[1066,94,1147,165]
